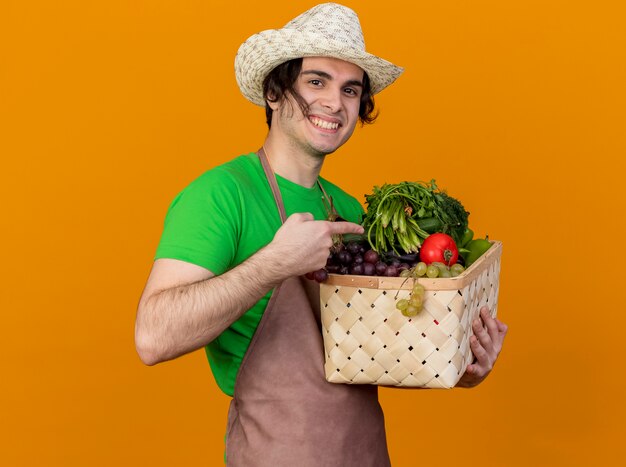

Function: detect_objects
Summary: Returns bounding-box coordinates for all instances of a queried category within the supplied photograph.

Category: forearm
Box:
[136,245,286,365]
[136,214,366,365]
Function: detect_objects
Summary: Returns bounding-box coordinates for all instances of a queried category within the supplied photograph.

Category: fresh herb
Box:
[362,180,469,254]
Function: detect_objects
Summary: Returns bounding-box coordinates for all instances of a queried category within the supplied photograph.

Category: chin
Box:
[309,145,338,157]
[309,137,347,156]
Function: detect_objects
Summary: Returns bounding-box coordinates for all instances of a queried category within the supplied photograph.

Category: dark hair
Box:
[262,58,378,128]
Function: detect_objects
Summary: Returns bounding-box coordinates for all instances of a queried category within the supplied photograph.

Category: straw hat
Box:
[235,3,404,106]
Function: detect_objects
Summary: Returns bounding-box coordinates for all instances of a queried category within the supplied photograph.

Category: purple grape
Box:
[362,262,375,276]
[339,265,349,275]
[337,251,353,265]
[326,264,340,273]
[364,250,379,264]
[350,263,364,275]
[313,269,329,283]
[347,242,361,255]
[375,261,387,276]
[385,265,399,277]
[352,254,364,265]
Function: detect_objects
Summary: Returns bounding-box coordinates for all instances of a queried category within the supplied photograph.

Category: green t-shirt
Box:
[155,152,363,396]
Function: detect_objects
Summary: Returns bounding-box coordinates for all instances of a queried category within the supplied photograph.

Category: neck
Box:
[262,136,325,188]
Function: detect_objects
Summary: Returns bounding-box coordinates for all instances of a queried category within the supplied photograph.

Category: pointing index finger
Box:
[328,221,365,236]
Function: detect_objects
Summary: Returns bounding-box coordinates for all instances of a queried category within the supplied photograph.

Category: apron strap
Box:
[258,147,288,224]
[257,147,337,224]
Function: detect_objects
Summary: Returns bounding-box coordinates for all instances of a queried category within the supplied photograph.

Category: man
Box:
[135,3,507,466]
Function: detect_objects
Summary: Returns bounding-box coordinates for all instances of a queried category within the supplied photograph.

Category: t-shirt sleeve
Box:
[154,169,242,275]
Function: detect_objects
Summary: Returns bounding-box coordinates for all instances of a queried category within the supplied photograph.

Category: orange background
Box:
[2,1,625,465]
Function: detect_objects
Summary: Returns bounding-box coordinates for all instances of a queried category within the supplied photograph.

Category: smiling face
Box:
[268,57,365,157]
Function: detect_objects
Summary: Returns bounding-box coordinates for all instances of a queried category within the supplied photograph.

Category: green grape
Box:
[409,294,423,308]
[396,299,409,311]
[412,283,426,296]
[402,305,420,317]
[415,262,427,276]
[426,265,440,278]
[400,269,412,278]
[450,263,465,277]
[439,268,452,278]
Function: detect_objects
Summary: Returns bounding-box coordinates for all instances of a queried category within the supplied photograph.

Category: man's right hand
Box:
[135,212,363,365]
[266,212,364,278]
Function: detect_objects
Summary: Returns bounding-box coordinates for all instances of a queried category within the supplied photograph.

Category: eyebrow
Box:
[301,69,364,88]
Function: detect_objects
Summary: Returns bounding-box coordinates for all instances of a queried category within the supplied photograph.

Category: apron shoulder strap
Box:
[257,147,288,224]
[257,147,337,224]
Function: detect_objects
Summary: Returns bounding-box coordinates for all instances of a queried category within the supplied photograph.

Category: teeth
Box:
[311,117,339,130]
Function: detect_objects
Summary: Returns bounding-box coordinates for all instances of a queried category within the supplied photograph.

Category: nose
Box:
[319,87,342,113]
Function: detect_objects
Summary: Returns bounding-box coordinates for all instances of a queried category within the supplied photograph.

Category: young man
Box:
[135,4,507,466]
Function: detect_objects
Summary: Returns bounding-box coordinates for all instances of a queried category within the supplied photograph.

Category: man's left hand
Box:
[456,306,508,388]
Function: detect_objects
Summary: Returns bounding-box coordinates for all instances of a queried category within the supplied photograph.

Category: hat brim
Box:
[235,28,404,106]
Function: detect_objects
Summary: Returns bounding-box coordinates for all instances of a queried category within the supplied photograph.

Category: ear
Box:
[266,94,281,111]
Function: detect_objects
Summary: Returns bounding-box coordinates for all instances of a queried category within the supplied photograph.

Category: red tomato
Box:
[419,233,459,266]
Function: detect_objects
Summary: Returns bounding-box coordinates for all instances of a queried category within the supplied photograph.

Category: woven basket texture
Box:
[320,242,502,389]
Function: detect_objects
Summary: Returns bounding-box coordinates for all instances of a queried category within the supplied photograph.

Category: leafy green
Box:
[362,180,469,254]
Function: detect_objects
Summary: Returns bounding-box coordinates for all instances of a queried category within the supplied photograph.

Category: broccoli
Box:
[432,191,470,245]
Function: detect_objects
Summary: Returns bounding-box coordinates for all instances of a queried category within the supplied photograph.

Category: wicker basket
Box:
[320,241,502,389]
